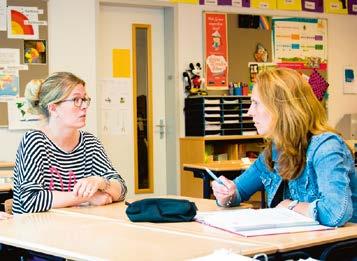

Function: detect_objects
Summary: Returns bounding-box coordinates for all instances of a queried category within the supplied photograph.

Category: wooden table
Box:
[53,195,357,259]
[249,222,357,253]
[0,162,15,169]
[183,160,265,207]
[0,212,272,260]
[51,195,269,253]
[1,195,355,260]
[0,162,14,192]
[0,208,275,260]
[183,160,250,199]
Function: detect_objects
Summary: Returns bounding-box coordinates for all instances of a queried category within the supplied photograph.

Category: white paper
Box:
[99,78,131,135]
[195,208,332,237]
[0,0,6,31]
[189,249,253,261]
[203,0,218,5]
[204,99,220,104]
[232,0,244,7]
[0,48,20,66]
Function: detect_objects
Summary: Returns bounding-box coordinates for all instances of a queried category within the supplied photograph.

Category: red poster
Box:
[205,12,228,89]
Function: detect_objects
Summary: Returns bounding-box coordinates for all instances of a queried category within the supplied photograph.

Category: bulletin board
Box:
[227,14,273,85]
[0,0,48,127]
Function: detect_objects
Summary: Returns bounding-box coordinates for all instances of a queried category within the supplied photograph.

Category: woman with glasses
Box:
[12,72,127,214]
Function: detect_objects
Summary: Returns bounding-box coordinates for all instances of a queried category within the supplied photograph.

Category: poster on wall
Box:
[98,78,131,135]
[0,73,19,100]
[24,40,47,64]
[204,12,228,89]
[7,97,41,130]
[343,66,357,94]
[7,6,40,39]
[272,17,327,71]
[0,0,6,31]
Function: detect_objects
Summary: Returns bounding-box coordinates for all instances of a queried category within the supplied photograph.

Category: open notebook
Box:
[195,208,333,237]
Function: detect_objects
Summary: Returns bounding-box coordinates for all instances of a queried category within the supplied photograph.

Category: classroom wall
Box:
[1,1,356,194]
[176,4,357,136]
[0,0,98,162]
[48,0,98,135]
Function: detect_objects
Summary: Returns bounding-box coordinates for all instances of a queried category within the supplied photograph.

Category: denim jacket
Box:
[232,132,356,227]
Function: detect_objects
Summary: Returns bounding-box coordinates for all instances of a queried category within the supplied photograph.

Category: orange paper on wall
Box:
[112,49,130,78]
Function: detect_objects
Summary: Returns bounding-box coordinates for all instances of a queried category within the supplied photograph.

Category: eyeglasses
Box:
[60,96,91,108]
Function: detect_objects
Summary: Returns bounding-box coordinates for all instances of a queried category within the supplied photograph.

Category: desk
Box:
[0,213,275,260]
[248,222,357,254]
[184,161,265,208]
[0,169,13,192]
[51,196,269,253]
[0,163,13,206]
[183,160,250,199]
[0,162,15,169]
[53,196,357,259]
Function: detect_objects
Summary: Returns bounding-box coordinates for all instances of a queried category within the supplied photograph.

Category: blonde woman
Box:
[212,68,356,227]
[12,72,127,214]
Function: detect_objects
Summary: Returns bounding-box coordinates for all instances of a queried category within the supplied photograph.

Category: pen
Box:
[204,167,229,189]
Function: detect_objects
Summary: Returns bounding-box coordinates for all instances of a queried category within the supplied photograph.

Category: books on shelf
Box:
[195,208,332,237]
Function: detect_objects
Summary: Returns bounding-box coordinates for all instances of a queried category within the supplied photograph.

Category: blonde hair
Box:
[255,68,337,180]
[25,72,85,119]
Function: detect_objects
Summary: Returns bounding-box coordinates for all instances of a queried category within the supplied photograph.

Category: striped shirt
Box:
[12,130,127,214]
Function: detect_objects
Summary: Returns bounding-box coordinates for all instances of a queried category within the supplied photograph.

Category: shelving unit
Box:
[184,96,257,136]
[180,136,263,199]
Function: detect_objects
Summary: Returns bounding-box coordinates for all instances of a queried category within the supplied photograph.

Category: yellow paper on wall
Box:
[251,0,276,9]
[276,0,302,10]
[169,0,198,3]
[112,49,131,78]
[324,0,348,14]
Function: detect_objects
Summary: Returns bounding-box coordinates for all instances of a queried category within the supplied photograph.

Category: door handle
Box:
[155,119,166,139]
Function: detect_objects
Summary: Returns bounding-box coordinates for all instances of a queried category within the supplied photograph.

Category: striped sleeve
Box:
[12,132,53,214]
[91,134,127,200]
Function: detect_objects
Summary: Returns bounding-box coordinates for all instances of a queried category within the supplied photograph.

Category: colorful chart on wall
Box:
[272,17,327,71]
[204,12,228,89]
[7,6,39,39]
[0,73,19,101]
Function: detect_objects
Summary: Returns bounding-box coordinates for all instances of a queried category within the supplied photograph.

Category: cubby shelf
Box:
[184,96,257,136]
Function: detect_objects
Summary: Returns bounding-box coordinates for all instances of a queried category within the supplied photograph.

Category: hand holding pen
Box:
[206,167,236,207]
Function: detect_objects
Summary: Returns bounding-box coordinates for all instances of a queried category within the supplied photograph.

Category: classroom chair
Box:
[319,238,357,261]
